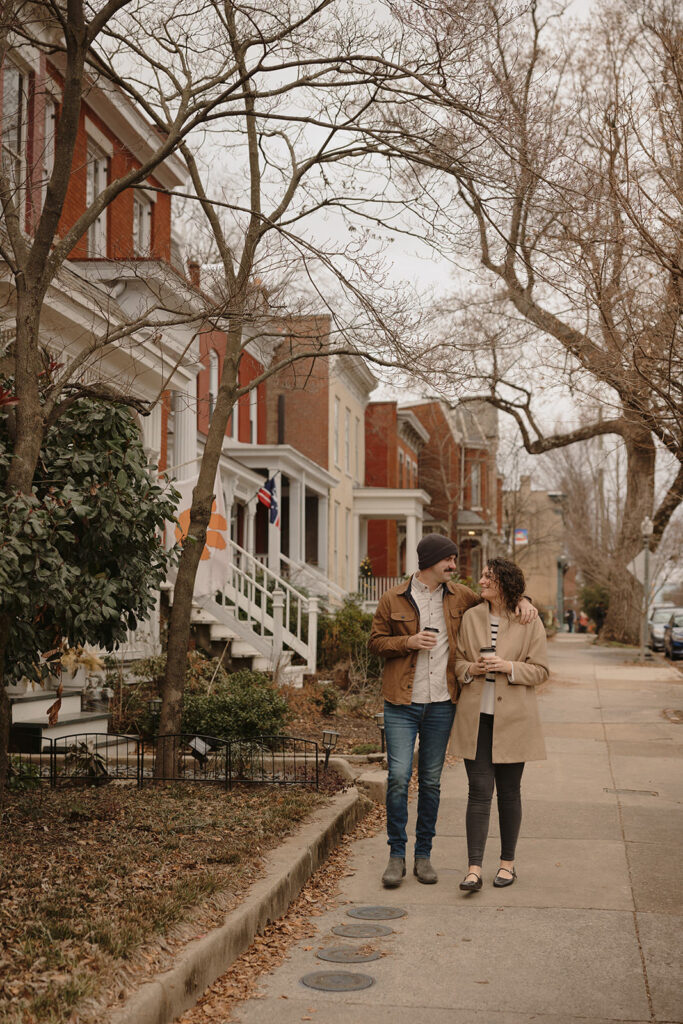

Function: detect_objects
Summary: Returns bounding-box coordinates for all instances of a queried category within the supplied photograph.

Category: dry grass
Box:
[0,783,329,1024]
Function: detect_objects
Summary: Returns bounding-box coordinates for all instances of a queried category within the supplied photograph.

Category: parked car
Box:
[648,605,676,651]
[663,609,683,660]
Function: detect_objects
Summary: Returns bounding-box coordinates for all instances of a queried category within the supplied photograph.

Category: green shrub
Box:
[182,670,291,740]
[7,757,41,791]
[313,684,341,716]
[317,597,381,683]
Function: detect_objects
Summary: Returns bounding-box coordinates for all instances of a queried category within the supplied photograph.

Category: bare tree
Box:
[382,0,683,641]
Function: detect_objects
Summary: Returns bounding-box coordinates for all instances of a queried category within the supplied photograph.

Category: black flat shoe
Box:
[459,871,483,892]
[493,866,517,888]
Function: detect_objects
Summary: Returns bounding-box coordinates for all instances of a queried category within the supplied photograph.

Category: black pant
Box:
[464,713,524,866]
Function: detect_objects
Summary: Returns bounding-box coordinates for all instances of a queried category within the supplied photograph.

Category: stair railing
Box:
[220,538,318,672]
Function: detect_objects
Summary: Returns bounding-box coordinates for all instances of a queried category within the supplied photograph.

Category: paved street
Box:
[235,637,682,1024]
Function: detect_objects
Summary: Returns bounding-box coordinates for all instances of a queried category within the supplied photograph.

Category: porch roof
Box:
[352,487,431,520]
[227,443,338,495]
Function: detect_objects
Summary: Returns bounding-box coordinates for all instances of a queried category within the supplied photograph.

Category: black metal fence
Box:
[8,733,320,790]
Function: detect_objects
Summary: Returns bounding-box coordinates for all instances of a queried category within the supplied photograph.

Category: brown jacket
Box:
[451,602,549,762]
[368,578,480,705]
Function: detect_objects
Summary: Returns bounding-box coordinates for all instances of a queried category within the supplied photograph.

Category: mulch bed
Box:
[0,777,347,1024]
[281,682,383,753]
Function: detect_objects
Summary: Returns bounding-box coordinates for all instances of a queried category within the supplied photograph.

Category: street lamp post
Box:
[640,516,654,663]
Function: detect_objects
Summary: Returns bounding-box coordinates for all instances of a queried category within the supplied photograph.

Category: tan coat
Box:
[451,602,549,763]
[368,579,480,705]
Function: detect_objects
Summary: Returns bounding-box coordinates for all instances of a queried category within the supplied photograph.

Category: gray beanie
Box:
[417,533,459,569]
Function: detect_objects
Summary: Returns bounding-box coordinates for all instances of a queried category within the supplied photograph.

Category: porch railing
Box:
[357,576,406,603]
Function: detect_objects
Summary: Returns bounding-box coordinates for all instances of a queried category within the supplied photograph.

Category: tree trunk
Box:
[600,425,655,644]
[0,617,10,805]
[155,335,241,779]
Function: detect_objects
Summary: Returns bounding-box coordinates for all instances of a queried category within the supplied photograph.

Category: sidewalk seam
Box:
[108,786,368,1024]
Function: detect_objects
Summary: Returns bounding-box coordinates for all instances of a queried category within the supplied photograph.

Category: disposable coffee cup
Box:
[479,646,495,661]
[424,627,439,634]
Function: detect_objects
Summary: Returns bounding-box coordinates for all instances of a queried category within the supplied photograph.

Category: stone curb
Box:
[109,787,368,1024]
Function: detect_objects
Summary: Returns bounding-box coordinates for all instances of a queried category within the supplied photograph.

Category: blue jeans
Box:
[384,699,455,859]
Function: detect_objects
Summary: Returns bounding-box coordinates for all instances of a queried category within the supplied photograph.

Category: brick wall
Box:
[264,316,331,469]
[364,402,397,486]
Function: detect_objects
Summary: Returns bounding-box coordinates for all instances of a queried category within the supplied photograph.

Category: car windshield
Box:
[673,614,683,628]
[652,609,672,623]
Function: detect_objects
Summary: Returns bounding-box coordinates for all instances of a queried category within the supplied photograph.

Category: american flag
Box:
[257,477,279,527]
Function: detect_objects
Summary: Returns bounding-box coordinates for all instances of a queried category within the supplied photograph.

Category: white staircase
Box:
[274,551,347,608]
[171,538,319,685]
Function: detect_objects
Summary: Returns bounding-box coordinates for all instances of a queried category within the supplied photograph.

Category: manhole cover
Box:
[347,905,407,920]
[316,946,381,963]
[332,923,393,938]
[300,971,375,992]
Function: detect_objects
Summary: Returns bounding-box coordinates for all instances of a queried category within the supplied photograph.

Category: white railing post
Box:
[307,596,319,674]
[272,589,285,664]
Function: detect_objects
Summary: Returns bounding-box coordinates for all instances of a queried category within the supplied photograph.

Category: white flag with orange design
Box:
[173,476,229,596]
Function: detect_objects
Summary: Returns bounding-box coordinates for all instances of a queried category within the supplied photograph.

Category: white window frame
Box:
[44,93,57,187]
[333,501,340,580]
[345,508,351,588]
[470,462,481,509]
[398,449,404,487]
[344,408,351,473]
[208,350,219,419]
[2,62,27,213]
[86,142,108,257]
[249,386,258,443]
[333,397,340,467]
[132,193,152,256]
[354,416,360,482]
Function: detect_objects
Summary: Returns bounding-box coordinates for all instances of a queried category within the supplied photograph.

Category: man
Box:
[368,533,537,888]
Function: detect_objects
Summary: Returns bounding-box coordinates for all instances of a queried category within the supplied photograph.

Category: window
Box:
[344,408,350,473]
[44,94,57,183]
[470,463,481,508]
[333,397,340,466]
[208,350,219,419]
[345,508,351,587]
[132,194,152,255]
[333,502,340,579]
[398,450,404,487]
[355,417,360,481]
[249,386,258,443]
[86,142,108,256]
[2,62,27,201]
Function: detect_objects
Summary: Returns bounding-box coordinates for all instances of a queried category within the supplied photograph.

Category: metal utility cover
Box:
[300,971,375,991]
[332,923,393,938]
[347,905,407,920]
[316,946,381,963]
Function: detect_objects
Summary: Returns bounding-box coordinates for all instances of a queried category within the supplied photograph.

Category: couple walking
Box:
[368,533,548,892]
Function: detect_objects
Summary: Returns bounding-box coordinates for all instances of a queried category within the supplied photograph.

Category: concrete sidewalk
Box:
[235,638,682,1024]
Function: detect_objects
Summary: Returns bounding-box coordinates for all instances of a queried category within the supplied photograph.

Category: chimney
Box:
[187,259,201,289]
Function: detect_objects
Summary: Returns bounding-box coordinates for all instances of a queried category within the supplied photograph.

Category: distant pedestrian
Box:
[577,610,589,633]
[368,535,538,890]
[566,608,575,633]
[452,558,548,892]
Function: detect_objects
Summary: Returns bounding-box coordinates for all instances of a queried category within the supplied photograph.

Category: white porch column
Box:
[317,495,329,572]
[359,517,368,560]
[141,403,162,466]
[173,386,197,476]
[267,468,281,573]
[246,499,257,555]
[289,478,303,563]
[352,512,360,592]
[405,514,418,574]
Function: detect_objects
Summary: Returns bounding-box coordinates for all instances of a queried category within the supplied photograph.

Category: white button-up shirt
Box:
[410,573,450,703]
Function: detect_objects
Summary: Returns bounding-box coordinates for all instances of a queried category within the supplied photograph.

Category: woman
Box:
[452,557,548,891]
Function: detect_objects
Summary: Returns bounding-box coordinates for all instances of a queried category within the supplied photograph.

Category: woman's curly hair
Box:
[485,557,526,614]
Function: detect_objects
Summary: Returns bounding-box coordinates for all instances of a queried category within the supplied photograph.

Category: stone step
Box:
[230,639,262,659]
[209,624,238,642]
[10,712,111,754]
[9,691,82,723]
